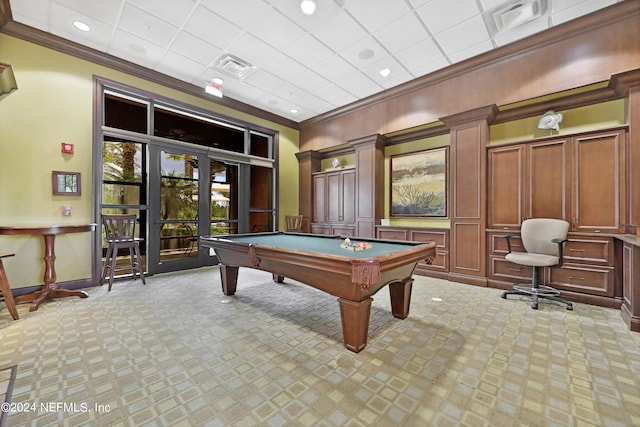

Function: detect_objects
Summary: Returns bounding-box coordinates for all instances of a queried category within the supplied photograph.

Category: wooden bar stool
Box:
[0,252,19,320]
[101,214,146,291]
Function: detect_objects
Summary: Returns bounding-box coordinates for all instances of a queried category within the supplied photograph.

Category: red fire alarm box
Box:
[61,142,74,154]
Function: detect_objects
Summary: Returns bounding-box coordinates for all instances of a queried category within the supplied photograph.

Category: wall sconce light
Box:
[537,110,563,131]
[0,62,18,96]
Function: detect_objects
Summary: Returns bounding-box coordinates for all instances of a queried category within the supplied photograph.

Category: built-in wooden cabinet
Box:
[622,240,640,332]
[311,168,355,234]
[488,231,620,307]
[376,226,449,279]
[488,128,626,233]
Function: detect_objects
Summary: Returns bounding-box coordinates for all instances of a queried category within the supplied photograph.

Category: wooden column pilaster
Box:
[442,105,498,286]
[295,150,322,233]
[349,134,385,237]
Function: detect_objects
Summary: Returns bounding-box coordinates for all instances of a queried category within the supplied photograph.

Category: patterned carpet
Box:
[0,267,639,426]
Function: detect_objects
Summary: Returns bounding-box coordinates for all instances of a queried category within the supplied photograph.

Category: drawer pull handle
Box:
[569,249,585,252]
[569,276,585,281]
[509,267,524,272]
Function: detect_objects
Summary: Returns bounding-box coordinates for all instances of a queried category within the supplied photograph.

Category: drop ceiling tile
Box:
[417,0,481,35]
[127,0,196,27]
[200,0,272,29]
[335,71,380,98]
[447,40,494,63]
[313,55,359,82]
[246,7,306,51]
[317,83,356,106]
[262,53,307,81]
[53,0,122,25]
[225,33,279,70]
[409,57,451,79]
[434,15,490,56]
[108,29,166,68]
[243,69,289,94]
[49,4,114,51]
[118,3,178,47]
[289,69,331,93]
[360,57,412,89]
[169,31,222,67]
[10,0,49,29]
[285,34,335,68]
[552,0,618,25]
[344,0,412,32]
[310,9,368,52]
[374,12,430,53]
[393,37,446,72]
[339,35,388,68]
[184,5,243,51]
[155,51,207,82]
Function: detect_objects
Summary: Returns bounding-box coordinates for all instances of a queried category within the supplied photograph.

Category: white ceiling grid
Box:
[9,0,621,122]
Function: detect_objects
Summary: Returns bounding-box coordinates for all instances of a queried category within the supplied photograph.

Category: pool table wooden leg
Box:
[338,297,372,353]
[389,277,414,319]
[219,265,239,295]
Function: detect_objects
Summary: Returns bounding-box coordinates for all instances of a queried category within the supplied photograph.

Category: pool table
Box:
[200,232,436,352]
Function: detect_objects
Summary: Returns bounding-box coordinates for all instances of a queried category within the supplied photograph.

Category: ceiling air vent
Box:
[213,53,257,80]
[484,0,549,36]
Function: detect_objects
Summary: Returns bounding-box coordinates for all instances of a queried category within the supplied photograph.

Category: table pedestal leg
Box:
[338,297,372,353]
[389,278,414,319]
[13,233,89,312]
[220,265,239,295]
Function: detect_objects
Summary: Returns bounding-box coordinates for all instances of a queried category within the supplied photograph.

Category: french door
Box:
[148,146,241,274]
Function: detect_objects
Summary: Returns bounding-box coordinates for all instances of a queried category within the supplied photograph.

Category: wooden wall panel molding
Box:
[295,150,322,232]
[612,70,640,230]
[349,134,385,237]
[443,107,493,281]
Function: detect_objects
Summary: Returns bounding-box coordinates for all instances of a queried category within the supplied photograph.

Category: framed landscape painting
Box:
[390,147,447,217]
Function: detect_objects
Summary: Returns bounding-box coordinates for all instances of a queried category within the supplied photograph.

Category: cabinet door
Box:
[342,169,356,223]
[312,174,326,222]
[572,130,625,233]
[487,145,525,229]
[527,138,570,222]
[327,172,342,222]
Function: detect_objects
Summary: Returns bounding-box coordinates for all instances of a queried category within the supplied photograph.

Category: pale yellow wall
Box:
[0,34,299,288]
[490,100,626,145]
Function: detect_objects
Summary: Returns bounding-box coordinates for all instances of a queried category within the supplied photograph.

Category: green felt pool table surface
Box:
[224,233,420,259]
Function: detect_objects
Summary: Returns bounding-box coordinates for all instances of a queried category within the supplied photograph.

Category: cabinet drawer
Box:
[332,225,355,237]
[311,224,332,235]
[488,234,524,255]
[489,256,533,281]
[548,264,614,297]
[377,229,409,240]
[563,237,614,266]
[411,230,448,249]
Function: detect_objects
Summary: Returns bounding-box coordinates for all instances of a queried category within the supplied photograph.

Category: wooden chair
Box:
[285,215,303,232]
[101,214,146,291]
[0,252,19,320]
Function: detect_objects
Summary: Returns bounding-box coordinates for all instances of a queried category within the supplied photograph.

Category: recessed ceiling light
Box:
[212,77,224,85]
[379,68,391,77]
[290,109,298,114]
[73,21,91,32]
[300,0,316,15]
